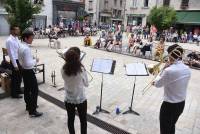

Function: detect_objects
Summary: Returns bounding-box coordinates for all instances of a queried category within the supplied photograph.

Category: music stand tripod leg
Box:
[123,76,140,116]
[93,73,110,115]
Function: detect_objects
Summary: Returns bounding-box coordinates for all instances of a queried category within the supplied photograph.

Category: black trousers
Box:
[22,69,38,114]
[65,100,87,134]
[10,60,22,97]
[160,101,185,134]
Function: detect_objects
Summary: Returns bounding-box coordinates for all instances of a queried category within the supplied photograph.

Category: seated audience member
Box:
[113,32,123,50]
[48,28,61,48]
[141,37,153,56]
[84,34,92,47]
[154,37,165,61]
[133,40,144,55]
[127,34,135,53]
[186,51,200,68]
[104,31,114,48]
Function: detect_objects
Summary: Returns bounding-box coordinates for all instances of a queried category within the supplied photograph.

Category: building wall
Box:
[0,1,9,35]
[169,0,200,10]
[125,0,200,27]
[85,0,99,24]
[38,0,53,26]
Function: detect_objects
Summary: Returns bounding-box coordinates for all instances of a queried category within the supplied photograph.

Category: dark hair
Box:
[167,44,183,60]
[68,47,81,56]
[10,25,19,31]
[21,30,34,41]
[63,48,82,76]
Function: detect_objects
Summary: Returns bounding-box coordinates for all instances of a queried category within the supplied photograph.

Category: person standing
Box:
[6,25,22,98]
[18,30,43,117]
[153,44,191,134]
[61,47,88,134]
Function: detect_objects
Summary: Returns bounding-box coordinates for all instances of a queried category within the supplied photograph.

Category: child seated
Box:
[84,35,92,47]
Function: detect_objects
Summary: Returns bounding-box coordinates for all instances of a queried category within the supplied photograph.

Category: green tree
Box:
[148,6,177,32]
[4,0,41,33]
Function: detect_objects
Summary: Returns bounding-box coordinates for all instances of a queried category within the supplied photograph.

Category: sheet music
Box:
[91,59,114,74]
[125,63,148,76]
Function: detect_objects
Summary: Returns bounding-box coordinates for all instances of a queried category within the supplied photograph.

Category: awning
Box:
[176,11,200,25]
[127,14,145,17]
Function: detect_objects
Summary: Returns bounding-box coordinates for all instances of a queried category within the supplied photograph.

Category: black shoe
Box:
[12,95,22,99]
[26,105,39,111]
[29,111,43,118]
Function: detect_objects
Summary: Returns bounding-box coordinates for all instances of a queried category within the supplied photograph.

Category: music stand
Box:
[91,58,116,115]
[123,63,149,116]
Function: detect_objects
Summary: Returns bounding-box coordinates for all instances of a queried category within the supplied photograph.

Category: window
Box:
[120,0,123,7]
[33,0,43,5]
[144,0,149,7]
[132,0,137,8]
[89,0,93,10]
[163,0,170,6]
[181,0,189,7]
[114,0,117,6]
[104,0,108,10]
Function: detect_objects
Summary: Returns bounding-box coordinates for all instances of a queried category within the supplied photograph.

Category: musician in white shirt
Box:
[6,25,22,98]
[61,47,88,134]
[153,44,191,134]
[18,30,43,118]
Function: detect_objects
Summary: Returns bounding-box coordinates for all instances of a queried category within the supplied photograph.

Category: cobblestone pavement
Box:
[0,35,200,134]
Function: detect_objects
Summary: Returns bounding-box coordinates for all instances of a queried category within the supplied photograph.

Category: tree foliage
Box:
[148,6,177,31]
[4,0,41,33]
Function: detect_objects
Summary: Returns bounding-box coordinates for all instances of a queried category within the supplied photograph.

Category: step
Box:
[0,87,9,99]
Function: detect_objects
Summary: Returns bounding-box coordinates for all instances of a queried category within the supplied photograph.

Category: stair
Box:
[0,87,9,99]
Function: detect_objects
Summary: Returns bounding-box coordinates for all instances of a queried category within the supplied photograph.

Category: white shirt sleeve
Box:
[154,70,168,88]
[23,48,36,68]
[6,40,18,68]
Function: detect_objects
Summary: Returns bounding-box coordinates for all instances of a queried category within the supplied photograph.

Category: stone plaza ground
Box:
[0,35,200,134]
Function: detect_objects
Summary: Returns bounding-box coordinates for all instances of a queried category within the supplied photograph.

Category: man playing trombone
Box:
[152,44,191,134]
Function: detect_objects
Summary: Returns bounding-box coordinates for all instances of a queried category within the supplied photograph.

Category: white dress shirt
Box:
[154,61,191,103]
[18,42,36,69]
[6,35,20,68]
[61,68,89,104]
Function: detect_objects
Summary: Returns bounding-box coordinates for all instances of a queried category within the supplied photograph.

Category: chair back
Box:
[2,48,8,61]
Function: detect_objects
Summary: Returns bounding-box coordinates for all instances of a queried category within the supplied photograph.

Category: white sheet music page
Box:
[126,63,148,76]
[92,59,113,74]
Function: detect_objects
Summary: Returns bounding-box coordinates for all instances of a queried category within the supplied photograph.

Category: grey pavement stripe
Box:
[38,90,131,134]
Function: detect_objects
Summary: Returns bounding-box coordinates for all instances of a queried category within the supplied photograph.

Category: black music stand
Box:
[123,63,149,116]
[91,58,116,115]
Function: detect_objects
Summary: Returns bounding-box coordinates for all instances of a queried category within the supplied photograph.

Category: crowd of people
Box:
[33,23,98,39]
[0,23,198,134]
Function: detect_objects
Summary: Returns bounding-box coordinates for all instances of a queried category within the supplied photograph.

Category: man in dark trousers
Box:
[153,44,191,134]
[18,30,43,117]
[6,25,22,98]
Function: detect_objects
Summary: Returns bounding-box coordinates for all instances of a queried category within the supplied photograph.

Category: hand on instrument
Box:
[163,62,171,69]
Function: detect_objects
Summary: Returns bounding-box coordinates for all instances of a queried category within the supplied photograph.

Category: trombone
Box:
[56,49,93,83]
[142,46,183,95]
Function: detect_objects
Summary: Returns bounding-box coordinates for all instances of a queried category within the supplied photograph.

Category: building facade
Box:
[85,0,126,25]
[0,1,9,35]
[0,0,85,35]
[125,0,200,28]
[32,0,53,29]
[52,0,85,26]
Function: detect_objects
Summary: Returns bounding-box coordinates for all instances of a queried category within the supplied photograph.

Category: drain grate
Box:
[39,90,131,134]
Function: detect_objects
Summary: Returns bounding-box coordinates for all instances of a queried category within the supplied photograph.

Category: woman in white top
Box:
[61,47,89,134]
